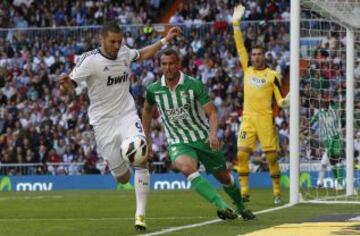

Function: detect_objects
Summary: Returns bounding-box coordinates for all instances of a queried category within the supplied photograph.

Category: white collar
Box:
[161,71,184,87]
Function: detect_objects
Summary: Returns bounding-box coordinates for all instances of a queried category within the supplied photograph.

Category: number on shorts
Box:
[240,131,247,140]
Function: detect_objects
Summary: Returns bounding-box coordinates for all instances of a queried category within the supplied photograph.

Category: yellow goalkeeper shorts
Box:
[237,115,279,152]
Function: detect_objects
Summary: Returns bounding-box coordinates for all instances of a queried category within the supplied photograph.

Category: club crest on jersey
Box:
[180,91,189,100]
[107,72,129,86]
[249,77,266,88]
[180,90,193,104]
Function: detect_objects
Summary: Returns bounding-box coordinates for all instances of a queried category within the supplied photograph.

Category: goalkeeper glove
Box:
[281,93,290,108]
[233,4,245,26]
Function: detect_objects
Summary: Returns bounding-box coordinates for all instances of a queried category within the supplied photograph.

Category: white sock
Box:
[187,171,200,182]
[317,165,326,185]
[134,167,149,217]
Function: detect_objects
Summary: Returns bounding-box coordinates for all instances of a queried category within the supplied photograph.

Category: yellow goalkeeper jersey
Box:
[234,28,284,116]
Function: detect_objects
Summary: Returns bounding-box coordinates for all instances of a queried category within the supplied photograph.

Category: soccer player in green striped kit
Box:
[311,101,345,189]
[142,48,255,220]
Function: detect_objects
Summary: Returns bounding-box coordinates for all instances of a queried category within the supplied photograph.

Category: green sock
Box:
[190,175,228,209]
[333,165,345,185]
[223,182,245,212]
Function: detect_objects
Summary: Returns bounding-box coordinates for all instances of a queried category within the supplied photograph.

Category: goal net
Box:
[296,0,360,203]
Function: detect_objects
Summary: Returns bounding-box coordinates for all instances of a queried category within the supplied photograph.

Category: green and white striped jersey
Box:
[310,105,341,141]
[145,72,210,144]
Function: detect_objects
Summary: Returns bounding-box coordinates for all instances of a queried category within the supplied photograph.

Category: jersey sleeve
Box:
[273,72,285,107]
[194,80,211,105]
[233,27,249,71]
[124,46,140,63]
[145,86,156,105]
[69,53,92,84]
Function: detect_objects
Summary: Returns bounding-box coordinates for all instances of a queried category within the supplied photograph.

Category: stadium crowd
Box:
[0,0,166,28]
[2,0,359,176]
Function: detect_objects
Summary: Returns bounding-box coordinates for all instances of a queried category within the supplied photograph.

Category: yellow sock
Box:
[236,151,250,196]
[272,177,281,197]
[266,152,281,197]
[239,175,249,196]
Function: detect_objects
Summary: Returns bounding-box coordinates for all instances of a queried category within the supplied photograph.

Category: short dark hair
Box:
[251,45,265,54]
[159,47,180,60]
[101,22,122,36]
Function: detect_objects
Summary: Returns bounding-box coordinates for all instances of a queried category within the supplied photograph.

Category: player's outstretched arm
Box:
[232,4,248,71]
[59,73,76,96]
[138,27,181,61]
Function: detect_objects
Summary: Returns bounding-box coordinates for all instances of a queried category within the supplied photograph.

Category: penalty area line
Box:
[141,204,293,236]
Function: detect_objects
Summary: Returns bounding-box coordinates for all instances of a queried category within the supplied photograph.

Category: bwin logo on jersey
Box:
[249,77,266,88]
[107,72,129,86]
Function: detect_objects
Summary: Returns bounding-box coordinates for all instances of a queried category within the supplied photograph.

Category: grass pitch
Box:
[0,188,359,236]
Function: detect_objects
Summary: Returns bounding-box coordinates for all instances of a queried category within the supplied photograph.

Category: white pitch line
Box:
[305,200,360,204]
[0,195,63,201]
[0,216,212,222]
[141,204,293,236]
[349,216,360,221]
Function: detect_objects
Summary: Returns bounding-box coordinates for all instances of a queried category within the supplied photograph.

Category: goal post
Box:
[290,0,360,204]
[290,0,301,205]
[345,27,355,196]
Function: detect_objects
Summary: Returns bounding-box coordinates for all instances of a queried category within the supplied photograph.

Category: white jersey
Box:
[69,46,140,125]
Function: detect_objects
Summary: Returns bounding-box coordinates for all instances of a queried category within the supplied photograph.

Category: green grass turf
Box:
[0,188,359,236]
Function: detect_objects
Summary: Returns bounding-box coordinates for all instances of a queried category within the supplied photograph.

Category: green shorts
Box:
[324,136,343,158]
[169,140,227,174]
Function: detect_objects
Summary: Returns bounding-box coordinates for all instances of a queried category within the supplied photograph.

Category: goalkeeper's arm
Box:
[232,4,249,70]
[274,86,289,108]
[273,73,289,108]
[279,93,290,108]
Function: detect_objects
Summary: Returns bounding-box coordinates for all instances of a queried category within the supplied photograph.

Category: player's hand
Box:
[207,132,220,151]
[59,73,72,95]
[281,93,290,108]
[165,26,182,42]
[233,4,245,23]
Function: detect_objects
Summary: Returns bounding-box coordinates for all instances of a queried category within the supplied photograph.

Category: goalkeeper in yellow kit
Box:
[232,5,289,205]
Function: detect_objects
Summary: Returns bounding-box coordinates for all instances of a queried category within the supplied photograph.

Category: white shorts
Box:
[93,113,145,177]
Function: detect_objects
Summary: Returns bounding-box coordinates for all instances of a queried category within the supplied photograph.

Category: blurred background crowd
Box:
[0,0,359,175]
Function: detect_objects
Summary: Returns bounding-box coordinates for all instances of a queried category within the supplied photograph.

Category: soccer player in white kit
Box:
[59,22,180,231]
